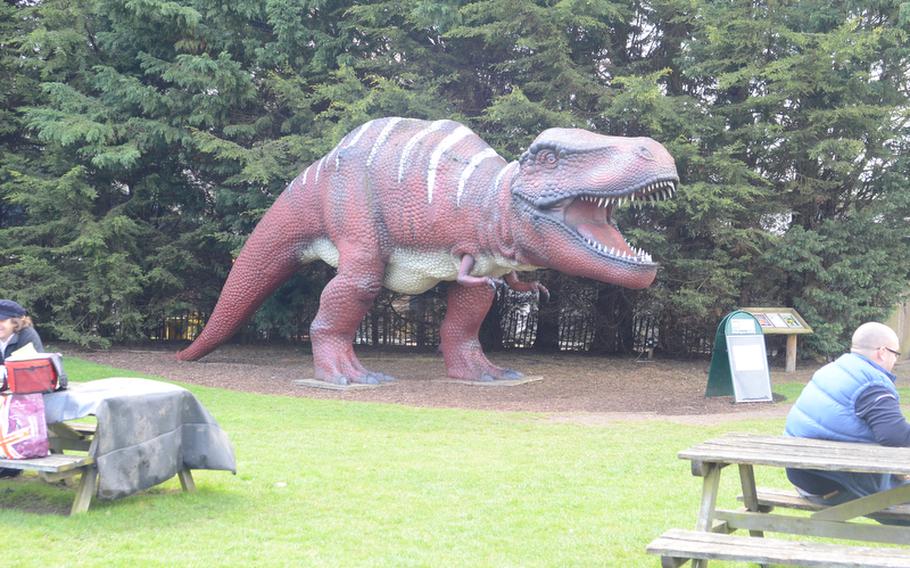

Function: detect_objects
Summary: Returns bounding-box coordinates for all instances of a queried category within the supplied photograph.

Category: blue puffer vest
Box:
[785,353,898,443]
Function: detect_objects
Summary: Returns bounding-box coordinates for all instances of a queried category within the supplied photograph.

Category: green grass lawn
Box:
[0,358,842,566]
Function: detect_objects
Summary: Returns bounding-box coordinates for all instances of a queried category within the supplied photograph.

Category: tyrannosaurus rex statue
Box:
[177,118,679,384]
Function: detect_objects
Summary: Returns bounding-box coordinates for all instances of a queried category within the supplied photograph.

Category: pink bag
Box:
[0,393,49,459]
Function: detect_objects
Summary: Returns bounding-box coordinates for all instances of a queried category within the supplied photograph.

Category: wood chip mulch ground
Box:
[63,344,839,425]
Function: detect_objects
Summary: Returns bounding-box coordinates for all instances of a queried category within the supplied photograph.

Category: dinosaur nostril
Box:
[637,147,655,161]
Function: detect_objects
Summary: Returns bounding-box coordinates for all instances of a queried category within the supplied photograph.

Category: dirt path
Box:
[65,344,828,423]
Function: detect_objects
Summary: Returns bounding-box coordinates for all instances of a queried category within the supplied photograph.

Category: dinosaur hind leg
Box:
[310,248,392,385]
[440,283,523,381]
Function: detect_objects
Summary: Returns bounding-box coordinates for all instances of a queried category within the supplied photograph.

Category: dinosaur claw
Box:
[373,372,397,383]
[537,284,551,302]
[354,372,398,385]
[498,368,524,381]
[361,374,380,385]
[316,369,396,385]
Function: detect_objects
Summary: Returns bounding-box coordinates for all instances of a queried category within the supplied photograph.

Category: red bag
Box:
[5,358,58,394]
[0,393,49,459]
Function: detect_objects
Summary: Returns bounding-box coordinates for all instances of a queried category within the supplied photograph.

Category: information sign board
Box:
[741,307,812,334]
[706,311,773,403]
[741,307,813,372]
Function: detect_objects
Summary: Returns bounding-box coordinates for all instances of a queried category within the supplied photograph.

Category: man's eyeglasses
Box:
[884,346,901,357]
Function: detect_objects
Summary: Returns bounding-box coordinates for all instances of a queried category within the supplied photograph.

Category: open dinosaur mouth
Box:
[558,179,676,265]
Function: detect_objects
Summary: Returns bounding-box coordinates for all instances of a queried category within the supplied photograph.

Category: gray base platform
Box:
[433,375,544,387]
[293,379,392,391]
[295,375,544,389]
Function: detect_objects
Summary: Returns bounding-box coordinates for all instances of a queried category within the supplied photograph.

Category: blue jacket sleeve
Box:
[855,385,910,447]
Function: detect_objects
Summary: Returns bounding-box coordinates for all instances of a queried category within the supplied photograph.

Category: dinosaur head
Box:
[510,128,678,289]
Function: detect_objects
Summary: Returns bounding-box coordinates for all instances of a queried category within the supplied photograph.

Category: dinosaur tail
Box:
[177,192,318,361]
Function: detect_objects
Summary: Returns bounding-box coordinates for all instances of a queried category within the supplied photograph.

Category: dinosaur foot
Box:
[446,363,524,382]
[314,367,397,386]
[476,368,524,382]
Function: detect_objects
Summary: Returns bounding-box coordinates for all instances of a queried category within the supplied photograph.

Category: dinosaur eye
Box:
[536,150,558,167]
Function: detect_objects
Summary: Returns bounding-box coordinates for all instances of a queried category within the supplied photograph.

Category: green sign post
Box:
[706,310,772,402]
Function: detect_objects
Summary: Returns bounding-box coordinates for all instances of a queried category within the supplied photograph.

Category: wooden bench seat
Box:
[647,528,910,567]
[67,422,97,435]
[47,421,95,453]
[0,454,97,515]
[0,453,93,474]
[739,487,910,523]
[3,421,197,515]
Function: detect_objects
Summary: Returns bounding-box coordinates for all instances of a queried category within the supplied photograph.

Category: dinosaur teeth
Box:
[585,238,655,264]
[575,187,676,208]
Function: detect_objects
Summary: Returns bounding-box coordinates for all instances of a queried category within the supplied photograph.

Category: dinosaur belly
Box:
[301,238,341,267]
[301,239,538,295]
[384,250,458,294]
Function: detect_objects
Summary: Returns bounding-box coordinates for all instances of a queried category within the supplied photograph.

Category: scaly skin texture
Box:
[177,118,679,384]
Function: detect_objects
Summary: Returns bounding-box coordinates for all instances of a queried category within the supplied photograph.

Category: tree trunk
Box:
[591,285,634,354]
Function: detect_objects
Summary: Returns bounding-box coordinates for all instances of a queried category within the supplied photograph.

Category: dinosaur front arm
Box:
[504,271,550,300]
[456,255,503,289]
[456,256,548,299]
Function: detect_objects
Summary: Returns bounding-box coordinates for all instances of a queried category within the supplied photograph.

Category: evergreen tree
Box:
[681,0,910,354]
[2,0,907,358]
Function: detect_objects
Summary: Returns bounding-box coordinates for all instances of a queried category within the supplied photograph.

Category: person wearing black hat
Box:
[0,300,43,362]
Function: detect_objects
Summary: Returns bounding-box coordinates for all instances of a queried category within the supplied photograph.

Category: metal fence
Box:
[155,284,715,356]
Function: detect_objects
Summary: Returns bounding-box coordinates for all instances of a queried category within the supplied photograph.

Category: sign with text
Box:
[741,307,813,372]
[706,311,773,403]
[741,307,813,335]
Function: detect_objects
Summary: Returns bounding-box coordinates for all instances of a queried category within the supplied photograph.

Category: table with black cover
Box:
[43,377,236,503]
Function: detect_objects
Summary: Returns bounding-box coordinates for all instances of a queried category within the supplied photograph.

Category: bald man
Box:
[785,322,906,512]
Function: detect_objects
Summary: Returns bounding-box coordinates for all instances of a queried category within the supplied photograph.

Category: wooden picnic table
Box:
[2,380,234,515]
[647,433,910,567]
[0,421,196,515]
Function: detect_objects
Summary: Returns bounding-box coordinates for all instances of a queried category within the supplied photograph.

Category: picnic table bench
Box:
[646,433,910,567]
[1,422,195,515]
[0,451,97,515]
[1,379,235,515]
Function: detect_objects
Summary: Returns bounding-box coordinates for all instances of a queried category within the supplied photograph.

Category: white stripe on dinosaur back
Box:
[457,148,500,206]
[343,121,372,149]
[301,164,311,187]
[427,125,473,204]
[493,161,517,193]
[324,133,347,171]
[314,156,325,184]
[324,146,338,171]
[398,119,448,183]
[332,122,365,170]
[367,118,403,167]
